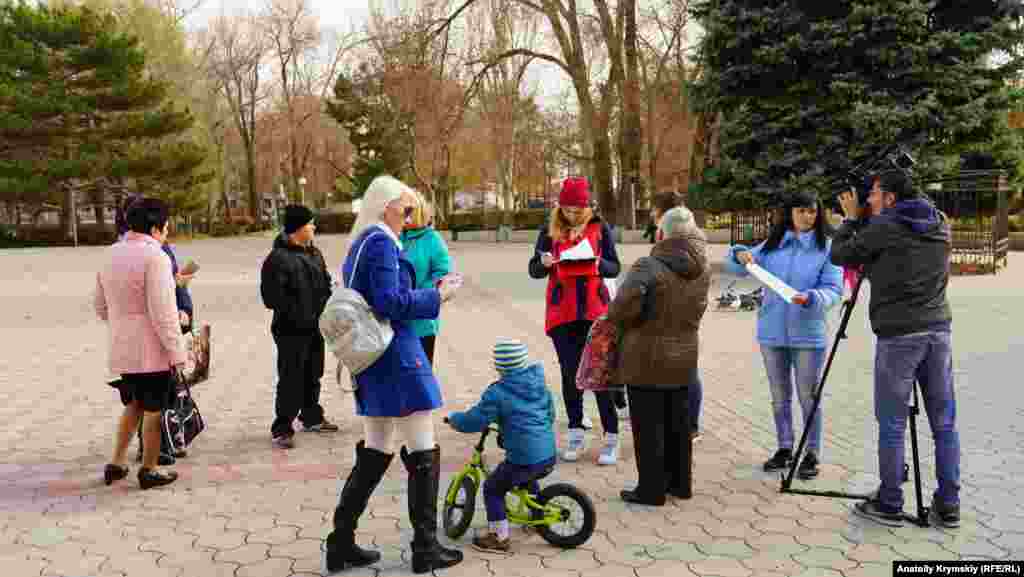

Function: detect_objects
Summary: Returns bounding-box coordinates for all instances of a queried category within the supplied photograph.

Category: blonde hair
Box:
[548,205,594,241]
[408,190,432,229]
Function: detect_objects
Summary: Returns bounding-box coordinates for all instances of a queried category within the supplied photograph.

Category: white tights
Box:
[363,410,436,454]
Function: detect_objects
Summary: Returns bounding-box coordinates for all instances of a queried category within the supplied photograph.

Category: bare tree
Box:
[203,12,268,222]
[638,0,692,192]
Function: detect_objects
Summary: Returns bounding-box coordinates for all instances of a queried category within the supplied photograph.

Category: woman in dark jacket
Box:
[528,177,621,464]
[324,175,462,575]
[650,191,705,440]
[606,207,711,506]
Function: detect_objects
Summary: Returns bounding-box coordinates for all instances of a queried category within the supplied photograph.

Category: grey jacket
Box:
[829,197,952,338]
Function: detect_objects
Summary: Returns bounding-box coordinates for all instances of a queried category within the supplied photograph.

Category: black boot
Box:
[400,445,463,574]
[324,441,393,574]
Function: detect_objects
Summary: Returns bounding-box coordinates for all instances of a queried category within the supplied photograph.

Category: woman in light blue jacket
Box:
[724,192,842,480]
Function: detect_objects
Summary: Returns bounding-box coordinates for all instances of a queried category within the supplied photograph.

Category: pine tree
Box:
[691,0,1024,206]
[0,2,210,233]
[325,62,414,198]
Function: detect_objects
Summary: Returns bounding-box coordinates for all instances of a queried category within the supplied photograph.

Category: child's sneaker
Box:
[472,532,511,554]
[562,428,585,462]
[597,434,619,466]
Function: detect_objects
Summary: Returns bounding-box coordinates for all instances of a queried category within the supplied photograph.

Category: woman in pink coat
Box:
[95,198,185,489]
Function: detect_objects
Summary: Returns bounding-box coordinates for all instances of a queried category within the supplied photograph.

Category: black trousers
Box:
[627,385,692,499]
[550,321,618,434]
[272,332,326,438]
[420,335,436,367]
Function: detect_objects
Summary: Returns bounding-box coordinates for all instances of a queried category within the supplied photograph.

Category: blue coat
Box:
[447,363,557,466]
[341,227,443,417]
[161,244,193,318]
[400,226,452,338]
[724,230,842,349]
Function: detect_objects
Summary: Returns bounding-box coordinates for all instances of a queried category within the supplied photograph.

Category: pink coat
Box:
[94,232,186,374]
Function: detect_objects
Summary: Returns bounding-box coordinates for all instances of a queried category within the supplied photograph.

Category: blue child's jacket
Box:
[448,363,557,466]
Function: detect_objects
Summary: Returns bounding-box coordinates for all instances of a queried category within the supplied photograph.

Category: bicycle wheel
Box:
[536,483,596,548]
[443,475,477,539]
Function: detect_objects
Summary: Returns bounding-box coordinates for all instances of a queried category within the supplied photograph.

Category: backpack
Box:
[319,231,395,381]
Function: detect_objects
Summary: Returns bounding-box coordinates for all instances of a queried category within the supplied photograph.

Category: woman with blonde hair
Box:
[528,177,621,464]
[323,175,463,574]
[400,191,452,365]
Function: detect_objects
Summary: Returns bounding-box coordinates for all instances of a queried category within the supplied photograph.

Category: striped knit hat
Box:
[493,339,530,374]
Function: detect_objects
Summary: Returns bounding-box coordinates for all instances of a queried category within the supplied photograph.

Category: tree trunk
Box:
[619,0,641,231]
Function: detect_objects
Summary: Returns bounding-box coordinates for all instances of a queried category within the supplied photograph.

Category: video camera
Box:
[823,144,916,211]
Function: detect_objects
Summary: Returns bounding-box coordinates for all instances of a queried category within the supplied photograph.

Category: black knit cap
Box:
[283,204,314,235]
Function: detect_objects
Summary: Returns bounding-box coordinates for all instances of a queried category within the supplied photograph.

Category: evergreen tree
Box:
[0,2,210,232]
[325,62,413,198]
[691,0,1024,206]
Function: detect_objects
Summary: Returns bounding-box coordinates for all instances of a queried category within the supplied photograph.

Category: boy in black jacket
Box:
[261,205,338,449]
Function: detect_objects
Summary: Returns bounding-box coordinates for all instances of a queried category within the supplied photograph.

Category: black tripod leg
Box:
[781,275,870,502]
[906,380,931,527]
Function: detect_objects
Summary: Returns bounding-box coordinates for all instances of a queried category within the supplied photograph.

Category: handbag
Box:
[319,231,395,381]
[163,380,205,452]
[575,316,620,392]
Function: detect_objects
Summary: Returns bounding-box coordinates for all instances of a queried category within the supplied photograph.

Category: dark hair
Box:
[651,191,681,216]
[875,169,918,200]
[126,198,170,235]
[762,192,829,252]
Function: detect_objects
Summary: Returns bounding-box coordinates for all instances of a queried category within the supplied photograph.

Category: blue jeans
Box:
[761,346,826,455]
[483,457,557,522]
[875,331,960,511]
[690,372,703,433]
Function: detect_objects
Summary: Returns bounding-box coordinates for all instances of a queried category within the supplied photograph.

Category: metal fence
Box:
[729,209,774,246]
[925,169,1009,275]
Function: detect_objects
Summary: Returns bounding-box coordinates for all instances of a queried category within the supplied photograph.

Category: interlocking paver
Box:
[3,239,1022,576]
[688,556,753,577]
[213,543,270,565]
[236,557,296,577]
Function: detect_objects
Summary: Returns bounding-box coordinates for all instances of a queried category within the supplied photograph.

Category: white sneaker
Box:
[562,428,585,462]
[581,414,593,430]
[597,434,619,466]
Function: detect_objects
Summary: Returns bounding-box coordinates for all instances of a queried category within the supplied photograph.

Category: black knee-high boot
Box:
[400,445,463,574]
[324,441,393,574]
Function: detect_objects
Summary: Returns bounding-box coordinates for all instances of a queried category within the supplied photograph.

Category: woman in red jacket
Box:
[529,178,621,464]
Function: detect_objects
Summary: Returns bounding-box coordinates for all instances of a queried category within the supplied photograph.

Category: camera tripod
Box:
[779,272,931,528]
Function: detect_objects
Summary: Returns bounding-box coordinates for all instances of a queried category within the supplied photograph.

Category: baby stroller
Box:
[715,280,764,311]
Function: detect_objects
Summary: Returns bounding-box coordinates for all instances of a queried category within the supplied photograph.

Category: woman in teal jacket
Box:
[400,193,452,365]
[724,192,842,480]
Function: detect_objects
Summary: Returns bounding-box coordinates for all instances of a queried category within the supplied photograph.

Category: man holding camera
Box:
[830,170,960,528]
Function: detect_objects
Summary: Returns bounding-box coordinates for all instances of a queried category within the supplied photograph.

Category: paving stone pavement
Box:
[2,233,1023,577]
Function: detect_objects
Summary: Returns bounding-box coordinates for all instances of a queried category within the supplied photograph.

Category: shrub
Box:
[511,209,546,230]
[316,212,357,234]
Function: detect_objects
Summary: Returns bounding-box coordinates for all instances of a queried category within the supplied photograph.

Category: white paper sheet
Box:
[556,239,596,262]
[746,263,798,302]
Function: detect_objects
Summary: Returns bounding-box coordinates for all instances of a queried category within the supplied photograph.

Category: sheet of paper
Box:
[557,239,596,262]
[746,263,798,303]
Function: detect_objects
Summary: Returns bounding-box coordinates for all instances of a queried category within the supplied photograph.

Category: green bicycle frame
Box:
[444,427,564,527]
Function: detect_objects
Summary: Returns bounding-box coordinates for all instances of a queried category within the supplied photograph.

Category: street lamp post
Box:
[298,177,307,206]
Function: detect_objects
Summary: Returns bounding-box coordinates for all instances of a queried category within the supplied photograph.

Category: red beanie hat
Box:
[559,177,590,207]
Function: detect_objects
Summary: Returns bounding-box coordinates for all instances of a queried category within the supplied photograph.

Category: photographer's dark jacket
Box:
[830,197,952,338]
[260,234,333,335]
